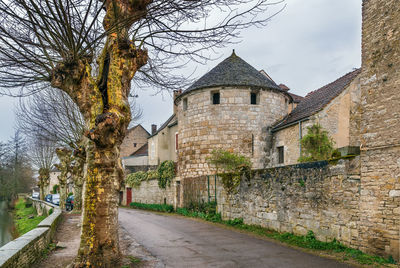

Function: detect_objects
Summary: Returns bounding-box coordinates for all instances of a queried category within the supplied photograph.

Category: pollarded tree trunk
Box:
[55,148,73,210]
[38,168,50,200]
[72,144,86,211]
[50,1,150,265]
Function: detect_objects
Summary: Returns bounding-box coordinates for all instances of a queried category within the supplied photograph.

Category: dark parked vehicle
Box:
[45,194,52,203]
[66,195,74,211]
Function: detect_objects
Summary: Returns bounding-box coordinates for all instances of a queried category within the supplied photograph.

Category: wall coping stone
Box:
[0,198,62,268]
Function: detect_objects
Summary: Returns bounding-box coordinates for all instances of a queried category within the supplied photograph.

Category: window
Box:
[250,92,259,105]
[183,98,188,111]
[212,92,220,105]
[134,143,137,147]
[277,146,284,164]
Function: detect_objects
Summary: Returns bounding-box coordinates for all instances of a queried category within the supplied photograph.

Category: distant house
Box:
[120,124,150,158]
[148,114,178,166]
[48,167,60,195]
[271,69,361,165]
[120,124,151,172]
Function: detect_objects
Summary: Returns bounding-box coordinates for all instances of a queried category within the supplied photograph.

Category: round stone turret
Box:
[175,52,291,178]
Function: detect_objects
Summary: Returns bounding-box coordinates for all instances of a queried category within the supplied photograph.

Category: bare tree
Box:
[29,136,56,200]
[0,131,34,200]
[17,86,142,211]
[0,0,284,265]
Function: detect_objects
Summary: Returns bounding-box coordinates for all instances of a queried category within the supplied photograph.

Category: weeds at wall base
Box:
[128,202,397,266]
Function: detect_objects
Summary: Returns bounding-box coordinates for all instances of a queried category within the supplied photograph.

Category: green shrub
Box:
[129,202,174,213]
[207,150,252,194]
[52,184,59,194]
[48,208,53,215]
[298,124,334,162]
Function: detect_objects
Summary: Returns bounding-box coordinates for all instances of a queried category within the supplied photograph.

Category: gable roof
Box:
[273,68,361,131]
[148,114,177,138]
[288,92,304,103]
[127,124,150,136]
[130,143,148,156]
[176,51,291,102]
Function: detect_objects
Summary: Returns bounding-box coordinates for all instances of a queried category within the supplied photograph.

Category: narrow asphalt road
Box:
[119,208,352,268]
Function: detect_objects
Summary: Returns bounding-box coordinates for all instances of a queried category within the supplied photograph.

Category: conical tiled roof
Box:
[185,51,282,93]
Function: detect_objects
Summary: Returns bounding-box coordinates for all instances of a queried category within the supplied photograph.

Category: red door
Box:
[126,188,132,205]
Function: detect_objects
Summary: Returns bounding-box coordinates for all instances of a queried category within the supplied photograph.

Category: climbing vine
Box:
[298,124,335,163]
[125,160,176,189]
[126,171,148,188]
[207,150,252,195]
[157,160,175,189]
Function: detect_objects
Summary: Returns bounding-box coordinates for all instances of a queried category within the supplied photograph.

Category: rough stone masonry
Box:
[359,0,400,260]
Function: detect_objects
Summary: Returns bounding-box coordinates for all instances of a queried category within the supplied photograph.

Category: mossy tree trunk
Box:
[55,148,73,210]
[50,1,150,266]
[72,144,86,211]
[38,168,50,200]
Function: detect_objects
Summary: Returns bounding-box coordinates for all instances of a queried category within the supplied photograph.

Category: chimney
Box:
[173,89,182,114]
[151,124,157,135]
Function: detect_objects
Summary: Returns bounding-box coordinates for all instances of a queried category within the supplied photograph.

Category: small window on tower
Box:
[183,98,188,111]
[277,146,284,164]
[250,92,258,105]
[212,92,220,105]
[134,143,137,147]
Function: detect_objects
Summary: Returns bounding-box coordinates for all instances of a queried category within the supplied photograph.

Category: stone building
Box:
[148,114,178,166]
[120,124,150,158]
[271,68,361,166]
[174,51,294,178]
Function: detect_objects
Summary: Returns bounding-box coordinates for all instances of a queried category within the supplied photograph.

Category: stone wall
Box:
[0,199,62,268]
[218,158,362,248]
[177,86,289,178]
[128,178,177,207]
[359,0,400,260]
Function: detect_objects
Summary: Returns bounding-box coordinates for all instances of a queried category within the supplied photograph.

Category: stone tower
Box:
[359,0,400,260]
[175,52,292,178]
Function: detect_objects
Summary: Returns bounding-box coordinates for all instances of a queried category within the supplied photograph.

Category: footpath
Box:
[32,212,159,268]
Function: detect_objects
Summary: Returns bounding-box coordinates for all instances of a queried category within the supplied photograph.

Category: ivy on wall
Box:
[125,160,175,189]
[207,150,252,194]
[157,160,175,189]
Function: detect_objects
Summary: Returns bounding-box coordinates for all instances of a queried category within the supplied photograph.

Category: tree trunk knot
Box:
[86,112,123,148]
[50,59,88,90]
[133,48,148,68]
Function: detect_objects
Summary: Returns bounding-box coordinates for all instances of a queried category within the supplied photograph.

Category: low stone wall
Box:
[0,198,62,268]
[131,178,176,206]
[217,157,361,249]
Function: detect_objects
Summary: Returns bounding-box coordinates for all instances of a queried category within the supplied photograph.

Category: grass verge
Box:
[128,202,397,267]
[14,198,46,235]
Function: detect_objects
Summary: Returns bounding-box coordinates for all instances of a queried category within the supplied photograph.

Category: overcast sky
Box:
[0,0,362,142]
